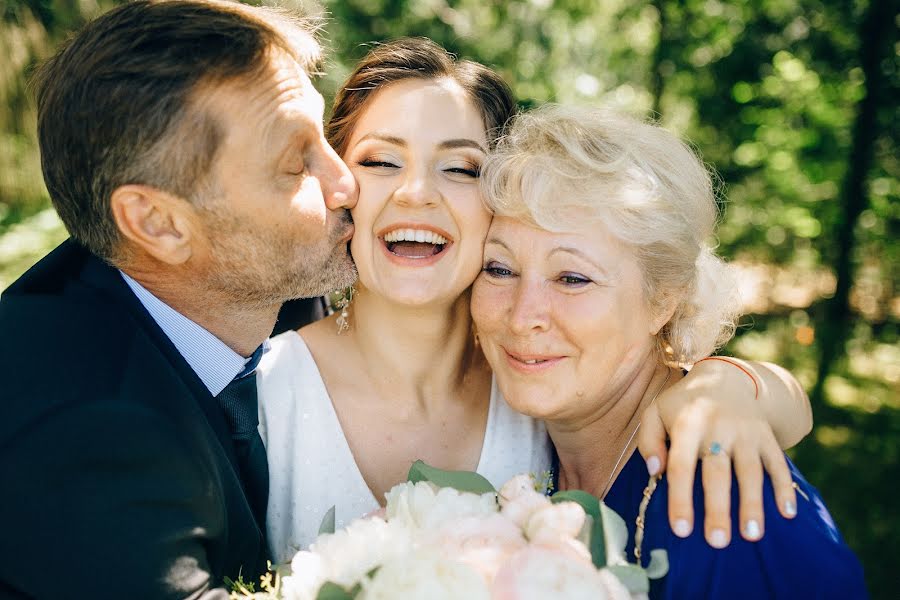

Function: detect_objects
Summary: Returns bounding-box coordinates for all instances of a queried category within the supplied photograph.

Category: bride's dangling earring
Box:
[334,286,355,335]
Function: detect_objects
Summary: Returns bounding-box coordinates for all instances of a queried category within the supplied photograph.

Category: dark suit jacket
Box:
[0,240,271,599]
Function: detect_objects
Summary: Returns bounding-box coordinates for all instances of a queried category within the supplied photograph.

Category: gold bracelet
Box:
[695,356,759,399]
[634,474,660,563]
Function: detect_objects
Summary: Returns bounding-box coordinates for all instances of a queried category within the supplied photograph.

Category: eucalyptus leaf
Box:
[406,460,496,494]
[316,581,356,600]
[607,564,650,594]
[318,505,336,536]
[646,549,669,579]
[551,490,606,567]
[600,502,629,564]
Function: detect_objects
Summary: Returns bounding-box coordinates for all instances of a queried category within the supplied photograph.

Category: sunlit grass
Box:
[0,207,66,289]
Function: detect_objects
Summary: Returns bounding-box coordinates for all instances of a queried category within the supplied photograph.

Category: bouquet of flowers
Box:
[233,462,666,600]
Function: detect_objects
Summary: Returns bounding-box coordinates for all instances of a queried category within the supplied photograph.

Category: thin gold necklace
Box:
[579,368,673,500]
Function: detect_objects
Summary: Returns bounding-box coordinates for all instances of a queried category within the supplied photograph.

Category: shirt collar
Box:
[119,271,266,396]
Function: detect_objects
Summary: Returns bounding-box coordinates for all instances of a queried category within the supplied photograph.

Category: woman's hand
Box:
[637,359,810,548]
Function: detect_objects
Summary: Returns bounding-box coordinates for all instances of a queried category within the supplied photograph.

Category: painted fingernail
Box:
[743,519,761,540]
[646,455,661,476]
[784,500,797,517]
[710,528,728,548]
[674,519,691,538]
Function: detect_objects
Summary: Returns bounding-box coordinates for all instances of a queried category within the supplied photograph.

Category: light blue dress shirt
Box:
[120,271,262,396]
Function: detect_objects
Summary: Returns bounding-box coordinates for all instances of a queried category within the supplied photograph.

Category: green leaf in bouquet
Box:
[599,502,629,563]
[224,573,255,594]
[551,490,606,568]
[645,548,669,579]
[315,567,380,600]
[318,505,336,536]
[406,460,496,494]
[607,564,650,594]
[316,581,357,600]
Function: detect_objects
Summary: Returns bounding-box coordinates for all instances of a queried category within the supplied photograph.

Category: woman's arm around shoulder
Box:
[646,458,867,599]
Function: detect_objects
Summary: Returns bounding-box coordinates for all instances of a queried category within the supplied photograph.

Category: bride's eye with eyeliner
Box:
[358,158,399,169]
[444,164,480,178]
[442,158,481,179]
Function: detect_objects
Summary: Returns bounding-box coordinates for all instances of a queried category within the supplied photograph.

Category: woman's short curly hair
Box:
[480,104,741,365]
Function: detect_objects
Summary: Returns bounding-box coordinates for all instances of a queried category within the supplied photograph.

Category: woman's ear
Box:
[110,184,196,265]
[649,293,679,336]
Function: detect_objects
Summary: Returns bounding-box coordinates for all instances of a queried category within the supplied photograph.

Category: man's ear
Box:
[110,184,196,265]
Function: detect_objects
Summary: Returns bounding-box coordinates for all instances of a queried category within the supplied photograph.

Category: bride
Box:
[258,38,812,561]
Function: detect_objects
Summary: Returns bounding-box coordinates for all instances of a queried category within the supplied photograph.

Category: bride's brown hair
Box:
[326,37,516,157]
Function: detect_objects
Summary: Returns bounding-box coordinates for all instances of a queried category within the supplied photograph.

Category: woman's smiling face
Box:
[471,216,664,422]
[343,78,491,307]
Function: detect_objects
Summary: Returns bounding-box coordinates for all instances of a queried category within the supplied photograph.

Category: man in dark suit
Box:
[0,1,356,598]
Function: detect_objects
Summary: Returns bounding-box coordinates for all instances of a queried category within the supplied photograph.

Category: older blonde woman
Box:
[472,105,866,597]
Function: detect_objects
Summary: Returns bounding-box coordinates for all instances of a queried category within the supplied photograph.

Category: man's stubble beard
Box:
[199,208,357,309]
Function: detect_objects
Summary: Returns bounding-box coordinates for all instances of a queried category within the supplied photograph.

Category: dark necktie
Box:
[217,348,269,528]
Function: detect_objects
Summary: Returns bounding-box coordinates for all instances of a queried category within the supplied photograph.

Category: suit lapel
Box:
[77,248,241,471]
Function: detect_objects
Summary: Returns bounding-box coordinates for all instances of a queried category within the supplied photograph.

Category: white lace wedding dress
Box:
[257,330,552,563]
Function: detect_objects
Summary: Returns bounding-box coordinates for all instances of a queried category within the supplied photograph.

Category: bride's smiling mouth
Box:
[377,224,454,265]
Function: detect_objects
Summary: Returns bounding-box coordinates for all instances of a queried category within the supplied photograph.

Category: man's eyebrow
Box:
[266,88,326,151]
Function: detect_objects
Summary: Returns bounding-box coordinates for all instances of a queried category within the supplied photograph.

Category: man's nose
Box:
[319,138,357,211]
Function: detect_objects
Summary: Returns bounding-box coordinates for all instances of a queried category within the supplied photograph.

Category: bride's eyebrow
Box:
[353,132,485,154]
[438,139,486,153]
[355,132,406,146]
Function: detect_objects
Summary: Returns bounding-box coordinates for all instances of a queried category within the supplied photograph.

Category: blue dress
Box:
[597,451,867,598]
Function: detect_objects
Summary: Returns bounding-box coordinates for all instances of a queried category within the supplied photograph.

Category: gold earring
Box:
[335,286,355,335]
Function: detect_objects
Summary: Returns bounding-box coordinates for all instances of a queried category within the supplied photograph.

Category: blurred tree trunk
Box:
[650,0,668,117]
[810,0,893,409]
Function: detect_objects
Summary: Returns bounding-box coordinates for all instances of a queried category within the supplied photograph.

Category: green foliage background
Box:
[0,0,896,596]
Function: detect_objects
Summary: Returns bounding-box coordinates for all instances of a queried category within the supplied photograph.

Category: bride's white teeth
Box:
[523,359,545,364]
[382,229,449,244]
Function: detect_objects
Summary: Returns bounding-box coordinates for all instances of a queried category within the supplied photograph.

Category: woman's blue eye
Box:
[483,262,514,278]
[559,272,591,286]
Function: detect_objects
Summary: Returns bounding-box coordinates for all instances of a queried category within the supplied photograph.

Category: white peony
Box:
[500,488,552,529]
[426,513,528,584]
[385,481,498,530]
[524,501,586,544]
[359,552,491,600]
[281,517,412,600]
[491,545,634,600]
[275,473,652,600]
[498,474,539,507]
